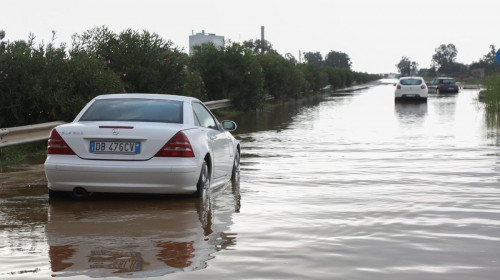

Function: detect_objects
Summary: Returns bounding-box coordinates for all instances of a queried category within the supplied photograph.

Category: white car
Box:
[44,94,240,199]
[394,76,428,101]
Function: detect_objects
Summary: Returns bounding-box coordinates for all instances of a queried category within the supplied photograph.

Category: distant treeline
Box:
[0,27,379,127]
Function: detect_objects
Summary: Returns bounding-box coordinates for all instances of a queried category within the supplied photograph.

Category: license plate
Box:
[90,141,140,154]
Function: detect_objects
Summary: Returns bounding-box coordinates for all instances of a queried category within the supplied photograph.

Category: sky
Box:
[2,0,500,74]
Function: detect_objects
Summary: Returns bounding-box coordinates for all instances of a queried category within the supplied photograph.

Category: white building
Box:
[189,30,224,55]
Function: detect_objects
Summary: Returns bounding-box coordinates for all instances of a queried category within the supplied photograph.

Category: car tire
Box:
[70,187,94,200]
[231,150,240,181]
[195,160,210,198]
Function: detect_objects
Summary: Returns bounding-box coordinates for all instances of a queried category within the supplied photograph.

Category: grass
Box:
[481,74,500,128]
[0,141,47,167]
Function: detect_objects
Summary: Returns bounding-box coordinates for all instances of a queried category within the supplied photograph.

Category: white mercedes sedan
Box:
[44,94,240,199]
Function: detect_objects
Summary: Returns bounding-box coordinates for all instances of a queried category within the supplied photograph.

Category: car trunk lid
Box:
[56,122,184,161]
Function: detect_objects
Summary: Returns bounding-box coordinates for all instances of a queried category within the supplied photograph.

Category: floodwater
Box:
[1,81,500,279]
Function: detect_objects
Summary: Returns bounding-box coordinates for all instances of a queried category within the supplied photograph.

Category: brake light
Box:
[421,85,426,89]
[155,131,195,157]
[47,129,75,155]
[397,85,401,89]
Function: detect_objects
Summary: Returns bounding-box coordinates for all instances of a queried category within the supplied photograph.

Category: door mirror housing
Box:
[221,120,237,131]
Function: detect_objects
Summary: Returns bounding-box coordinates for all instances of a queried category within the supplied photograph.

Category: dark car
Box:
[427,77,459,94]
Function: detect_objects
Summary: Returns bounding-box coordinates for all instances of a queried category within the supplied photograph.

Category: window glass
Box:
[192,102,218,129]
[80,99,183,123]
[442,79,456,84]
[400,79,423,86]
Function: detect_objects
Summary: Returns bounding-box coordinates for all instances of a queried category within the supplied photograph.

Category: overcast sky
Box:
[2,0,499,74]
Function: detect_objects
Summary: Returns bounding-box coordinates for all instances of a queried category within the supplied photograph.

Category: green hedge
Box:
[0,27,380,127]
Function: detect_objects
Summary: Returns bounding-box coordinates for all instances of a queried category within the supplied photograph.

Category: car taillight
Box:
[421,85,426,89]
[47,129,75,155]
[155,131,195,157]
[397,85,401,89]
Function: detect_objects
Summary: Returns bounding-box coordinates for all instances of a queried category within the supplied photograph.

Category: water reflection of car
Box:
[394,101,428,117]
[45,181,240,278]
[394,76,428,102]
[44,94,240,199]
[427,77,459,94]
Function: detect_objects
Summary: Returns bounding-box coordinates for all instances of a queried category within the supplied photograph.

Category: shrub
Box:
[483,74,500,127]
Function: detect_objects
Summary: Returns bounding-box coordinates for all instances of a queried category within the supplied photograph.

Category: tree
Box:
[396,56,418,76]
[284,53,297,65]
[190,43,226,100]
[71,26,190,95]
[223,43,265,110]
[418,68,436,77]
[191,42,266,110]
[482,45,497,65]
[0,36,122,127]
[0,30,6,54]
[470,45,499,75]
[259,53,305,99]
[297,63,328,92]
[303,51,323,66]
[324,50,351,69]
[432,43,458,73]
[242,39,278,55]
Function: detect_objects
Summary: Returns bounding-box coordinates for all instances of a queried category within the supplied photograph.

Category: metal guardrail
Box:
[0,99,234,148]
[0,121,65,148]
[204,99,233,110]
[457,83,481,89]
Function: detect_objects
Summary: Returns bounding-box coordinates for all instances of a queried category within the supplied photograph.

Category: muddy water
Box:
[1,82,500,279]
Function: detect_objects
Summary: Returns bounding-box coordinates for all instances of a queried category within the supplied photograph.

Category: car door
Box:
[192,102,232,180]
[428,79,437,93]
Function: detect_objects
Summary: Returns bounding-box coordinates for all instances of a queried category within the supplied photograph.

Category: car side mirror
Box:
[221,120,237,131]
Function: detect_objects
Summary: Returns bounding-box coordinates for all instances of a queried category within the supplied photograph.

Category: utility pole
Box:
[261,26,265,54]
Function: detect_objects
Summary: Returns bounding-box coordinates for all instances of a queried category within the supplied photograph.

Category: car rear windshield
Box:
[441,79,456,84]
[400,79,423,85]
[79,99,183,123]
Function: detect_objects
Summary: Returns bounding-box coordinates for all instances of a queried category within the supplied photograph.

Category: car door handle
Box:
[209,136,217,140]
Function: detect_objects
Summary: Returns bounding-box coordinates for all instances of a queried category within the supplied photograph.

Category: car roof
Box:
[94,93,201,103]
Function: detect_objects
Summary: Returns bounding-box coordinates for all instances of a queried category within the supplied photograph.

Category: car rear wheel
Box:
[231,150,240,181]
[195,160,210,198]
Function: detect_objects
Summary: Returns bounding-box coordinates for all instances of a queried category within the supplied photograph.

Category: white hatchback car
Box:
[44,94,240,199]
[394,76,428,101]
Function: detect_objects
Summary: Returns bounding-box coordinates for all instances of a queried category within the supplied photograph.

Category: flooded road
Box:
[1,81,500,279]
